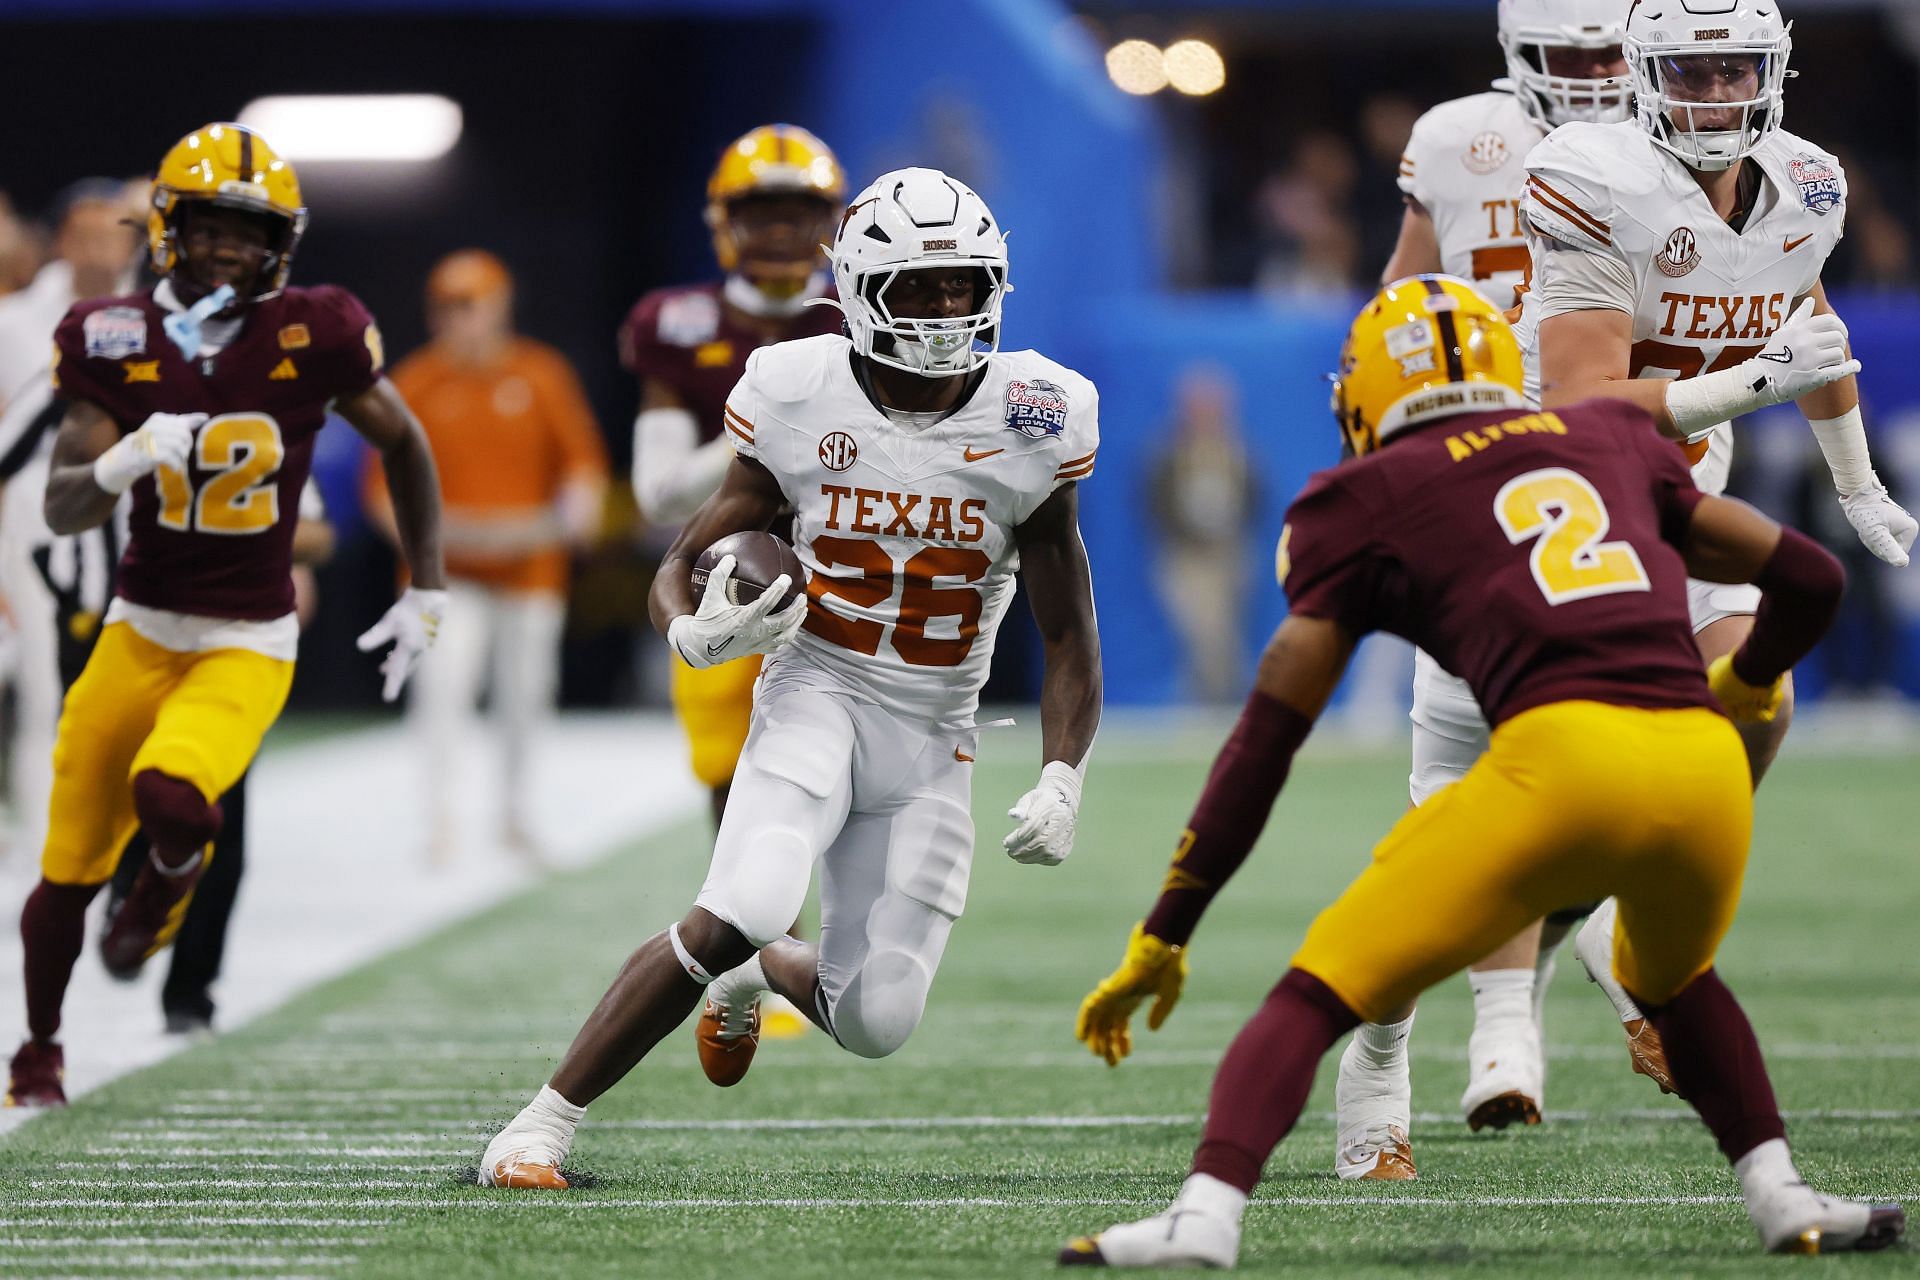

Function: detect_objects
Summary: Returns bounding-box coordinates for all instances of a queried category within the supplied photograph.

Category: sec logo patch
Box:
[1462,132,1509,175]
[819,432,859,472]
[1656,227,1700,278]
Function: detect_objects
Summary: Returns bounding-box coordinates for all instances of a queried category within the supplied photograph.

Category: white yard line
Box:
[10,1193,1919,1213]
[0,713,704,1135]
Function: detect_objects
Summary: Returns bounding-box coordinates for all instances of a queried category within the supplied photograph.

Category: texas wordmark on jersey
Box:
[724,335,1098,722]
[1516,121,1846,495]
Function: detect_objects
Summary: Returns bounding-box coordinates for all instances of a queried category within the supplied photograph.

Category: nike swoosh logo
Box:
[954,747,974,763]
[705,636,734,659]
[963,447,1004,462]
[1758,347,1793,363]
[1782,234,1813,253]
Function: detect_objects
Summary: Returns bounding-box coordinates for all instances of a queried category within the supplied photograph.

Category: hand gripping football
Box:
[692,531,806,611]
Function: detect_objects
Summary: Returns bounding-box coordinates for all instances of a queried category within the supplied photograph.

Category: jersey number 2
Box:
[805,536,992,668]
[1494,467,1650,606]
[155,414,285,536]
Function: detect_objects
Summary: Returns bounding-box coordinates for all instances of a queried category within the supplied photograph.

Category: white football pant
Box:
[695,660,976,1060]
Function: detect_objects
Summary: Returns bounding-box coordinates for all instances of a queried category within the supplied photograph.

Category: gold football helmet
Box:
[705,124,845,298]
[1330,274,1529,457]
[149,123,308,301]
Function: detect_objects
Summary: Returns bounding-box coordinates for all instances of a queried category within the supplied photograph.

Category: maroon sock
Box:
[21,880,103,1042]
[1191,968,1361,1192]
[131,769,222,869]
[1641,968,1786,1164]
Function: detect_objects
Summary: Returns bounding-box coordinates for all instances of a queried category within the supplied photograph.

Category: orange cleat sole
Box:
[1466,1091,1542,1133]
[487,1160,569,1190]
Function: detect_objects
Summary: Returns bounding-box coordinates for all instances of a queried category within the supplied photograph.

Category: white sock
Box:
[1179,1171,1249,1224]
[531,1083,586,1129]
[1735,1138,1801,1199]
[1469,968,1534,1032]
[715,953,769,1000]
[1352,1011,1415,1071]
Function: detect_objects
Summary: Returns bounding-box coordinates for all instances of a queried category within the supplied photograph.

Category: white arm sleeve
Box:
[632,406,731,524]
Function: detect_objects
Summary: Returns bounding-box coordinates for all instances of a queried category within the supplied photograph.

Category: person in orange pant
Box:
[366,250,607,864]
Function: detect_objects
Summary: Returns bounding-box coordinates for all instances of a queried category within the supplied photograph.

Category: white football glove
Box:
[666,554,806,670]
[1004,760,1084,866]
[356,587,449,702]
[1746,298,1860,406]
[1841,482,1919,568]
[92,412,204,495]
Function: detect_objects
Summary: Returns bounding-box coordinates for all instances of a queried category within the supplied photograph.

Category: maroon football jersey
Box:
[617,282,843,441]
[1281,399,1717,726]
[53,285,382,620]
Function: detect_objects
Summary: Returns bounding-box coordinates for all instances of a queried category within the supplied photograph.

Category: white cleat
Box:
[1750,1183,1907,1254]
[1333,1038,1417,1180]
[1461,1019,1543,1132]
[478,1101,575,1189]
[1059,1204,1241,1269]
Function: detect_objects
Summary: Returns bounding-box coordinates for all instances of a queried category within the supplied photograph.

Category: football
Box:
[692,530,806,611]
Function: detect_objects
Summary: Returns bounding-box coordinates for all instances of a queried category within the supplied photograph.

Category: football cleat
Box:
[1623,1017,1677,1094]
[1334,1038,1417,1181]
[1753,1187,1906,1255]
[696,994,762,1087]
[1059,1205,1240,1269]
[99,855,205,980]
[5,1040,66,1108]
[1573,901,1678,1094]
[478,1107,574,1190]
[1462,1020,1544,1132]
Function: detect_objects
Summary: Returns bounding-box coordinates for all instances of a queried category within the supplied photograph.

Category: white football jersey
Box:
[1516,121,1846,494]
[1399,90,1544,309]
[725,335,1098,722]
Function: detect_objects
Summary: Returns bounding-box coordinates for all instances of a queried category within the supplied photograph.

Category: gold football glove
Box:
[1075,922,1188,1067]
[1706,653,1786,723]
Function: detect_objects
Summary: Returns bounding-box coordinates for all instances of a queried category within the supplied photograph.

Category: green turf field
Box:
[2,737,1916,1277]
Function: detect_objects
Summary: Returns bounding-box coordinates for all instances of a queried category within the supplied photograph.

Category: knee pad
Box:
[131,769,223,866]
[696,823,814,949]
[824,947,936,1060]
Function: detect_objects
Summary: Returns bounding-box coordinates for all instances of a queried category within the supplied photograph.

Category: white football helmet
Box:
[824,168,1009,378]
[1497,0,1632,127]
[1625,0,1792,172]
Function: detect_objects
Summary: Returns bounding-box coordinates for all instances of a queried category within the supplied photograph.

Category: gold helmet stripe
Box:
[1419,277,1466,383]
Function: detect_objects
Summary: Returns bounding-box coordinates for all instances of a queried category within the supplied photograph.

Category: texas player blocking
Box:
[621,123,847,826]
[1345,0,1636,1176]
[1516,0,1916,1081]
[1061,276,1902,1268]
[477,168,1102,1188]
[6,123,446,1107]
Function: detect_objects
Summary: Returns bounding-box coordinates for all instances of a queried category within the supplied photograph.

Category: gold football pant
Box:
[41,623,294,886]
[1292,700,1753,1023]
[669,652,762,789]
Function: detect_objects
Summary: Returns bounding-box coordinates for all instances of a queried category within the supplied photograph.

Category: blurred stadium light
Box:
[238,96,463,163]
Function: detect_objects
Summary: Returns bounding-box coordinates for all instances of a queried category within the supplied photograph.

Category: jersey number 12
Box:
[155,413,285,536]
